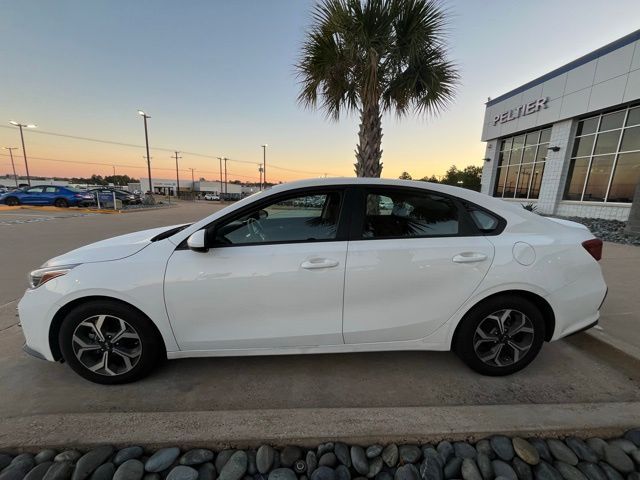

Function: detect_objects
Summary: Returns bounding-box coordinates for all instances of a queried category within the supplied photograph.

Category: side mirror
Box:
[187,230,208,252]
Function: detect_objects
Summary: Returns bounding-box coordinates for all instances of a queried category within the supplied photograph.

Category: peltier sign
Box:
[493,97,548,125]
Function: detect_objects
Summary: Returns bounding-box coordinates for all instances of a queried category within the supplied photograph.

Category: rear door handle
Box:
[452,252,488,263]
[301,258,340,270]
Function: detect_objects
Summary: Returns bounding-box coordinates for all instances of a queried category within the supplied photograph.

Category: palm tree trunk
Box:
[354,101,383,177]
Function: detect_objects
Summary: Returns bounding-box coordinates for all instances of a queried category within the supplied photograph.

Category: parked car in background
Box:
[18,178,607,384]
[0,185,95,207]
[88,188,141,205]
[203,193,220,201]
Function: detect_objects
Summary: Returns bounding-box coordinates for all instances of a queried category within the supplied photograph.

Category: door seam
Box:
[341,240,350,344]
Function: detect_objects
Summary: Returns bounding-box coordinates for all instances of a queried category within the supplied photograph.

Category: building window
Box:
[564,104,640,203]
[494,127,551,199]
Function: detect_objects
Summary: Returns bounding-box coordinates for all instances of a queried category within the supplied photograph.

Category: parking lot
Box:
[1,201,639,446]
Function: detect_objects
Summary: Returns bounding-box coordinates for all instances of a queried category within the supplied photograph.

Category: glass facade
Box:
[494,127,551,199]
[564,104,640,203]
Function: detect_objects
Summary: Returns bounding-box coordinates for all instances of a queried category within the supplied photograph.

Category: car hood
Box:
[43,224,186,267]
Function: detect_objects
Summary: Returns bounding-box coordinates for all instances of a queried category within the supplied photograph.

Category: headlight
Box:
[28,265,78,289]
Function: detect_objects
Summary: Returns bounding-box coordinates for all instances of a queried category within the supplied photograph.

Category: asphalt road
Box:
[0,202,639,422]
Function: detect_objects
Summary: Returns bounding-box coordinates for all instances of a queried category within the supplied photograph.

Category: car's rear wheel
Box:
[454,295,545,376]
[58,300,163,384]
[54,198,69,208]
[5,196,19,206]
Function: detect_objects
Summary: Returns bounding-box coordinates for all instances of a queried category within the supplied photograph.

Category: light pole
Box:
[258,164,264,190]
[137,110,152,194]
[189,168,195,198]
[9,121,36,186]
[224,157,228,197]
[173,151,181,197]
[216,157,224,196]
[4,147,19,187]
[261,144,268,186]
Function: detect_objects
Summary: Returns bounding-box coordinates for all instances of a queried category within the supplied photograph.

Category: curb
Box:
[1,402,639,451]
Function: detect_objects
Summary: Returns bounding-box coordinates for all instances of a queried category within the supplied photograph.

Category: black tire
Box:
[58,300,164,384]
[453,295,545,376]
[54,198,69,208]
[5,196,19,206]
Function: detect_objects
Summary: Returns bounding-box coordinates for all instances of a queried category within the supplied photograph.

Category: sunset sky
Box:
[2,0,640,184]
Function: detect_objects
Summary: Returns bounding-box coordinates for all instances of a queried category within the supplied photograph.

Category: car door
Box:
[20,186,45,204]
[164,188,350,351]
[342,187,495,344]
[43,186,59,205]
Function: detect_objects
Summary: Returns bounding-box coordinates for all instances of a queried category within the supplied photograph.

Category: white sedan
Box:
[18,178,607,384]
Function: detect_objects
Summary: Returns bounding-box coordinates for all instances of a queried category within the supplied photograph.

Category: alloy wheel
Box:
[472,309,535,367]
[71,314,142,376]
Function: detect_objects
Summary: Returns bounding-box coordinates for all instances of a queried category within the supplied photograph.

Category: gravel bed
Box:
[553,217,640,246]
[1,430,640,480]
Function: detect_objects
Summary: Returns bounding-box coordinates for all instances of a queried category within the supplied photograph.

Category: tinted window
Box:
[25,187,44,193]
[44,186,58,193]
[213,191,342,245]
[469,209,500,232]
[362,190,459,239]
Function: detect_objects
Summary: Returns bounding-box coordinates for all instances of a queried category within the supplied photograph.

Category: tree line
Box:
[398,165,483,191]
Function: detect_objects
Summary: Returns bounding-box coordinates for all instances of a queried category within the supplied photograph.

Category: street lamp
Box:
[261,144,268,186]
[3,147,19,187]
[138,110,152,194]
[9,121,37,186]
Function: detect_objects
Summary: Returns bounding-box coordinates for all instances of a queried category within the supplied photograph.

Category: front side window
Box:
[362,190,459,239]
[25,187,44,193]
[564,104,640,203]
[212,191,342,245]
[494,127,551,199]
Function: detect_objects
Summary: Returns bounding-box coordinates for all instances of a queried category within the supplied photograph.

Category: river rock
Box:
[218,451,247,480]
[419,454,443,480]
[216,451,237,474]
[55,452,82,464]
[311,466,336,480]
[602,445,633,474]
[334,444,350,468]
[146,448,181,473]
[306,452,318,475]
[513,457,533,480]
[444,458,463,479]
[180,451,214,467]
[113,460,144,480]
[167,467,198,480]
[336,465,350,480]
[476,441,495,461]
[0,467,28,480]
[36,452,57,465]
[366,447,383,460]
[423,448,444,470]
[491,437,515,462]
[73,446,115,480]
[630,449,640,467]
[375,473,392,480]
[565,440,597,464]
[319,454,337,468]
[547,441,578,466]
[115,449,144,467]
[576,462,606,480]
[0,454,13,471]
[585,441,606,461]
[367,457,383,479]
[257,446,275,474]
[513,438,540,465]
[461,459,482,480]
[399,446,421,465]
[607,440,635,454]
[476,454,492,480]
[552,462,586,480]
[529,440,553,464]
[11,453,36,473]
[268,468,297,480]
[394,464,419,480]
[351,447,368,476]
[318,445,335,458]
[281,448,302,469]
[197,463,215,480]
[383,445,399,468]
[44,462,75,480]
[437,442,455,464]
[596,463,622,480]
[623,428,640,447]
[25,462,55,480]
[90,463,116,480]
[533,462,563,480]
[491,460,517,480]
[454,443,477,460]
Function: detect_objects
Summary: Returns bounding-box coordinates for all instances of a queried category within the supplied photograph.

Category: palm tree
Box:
[297,0,458,177]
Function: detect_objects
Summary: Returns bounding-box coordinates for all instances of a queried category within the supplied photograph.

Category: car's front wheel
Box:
[5,196,19,206]
[58,300,163,384]
[454,295,545,376]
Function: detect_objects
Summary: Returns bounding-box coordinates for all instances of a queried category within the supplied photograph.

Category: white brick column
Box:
[480,139,500,195]
[536,119,575,214]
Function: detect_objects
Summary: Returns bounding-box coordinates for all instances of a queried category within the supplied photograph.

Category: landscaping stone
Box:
[382,445,399,468]
[318,445,335,458]
[334,464,350,480]
[602,445,633,474]
[461,459,482,480]
[444,458,463,479]
[547,441,578,466]
[398,446,421,465]
[529,440,553,464]
[553,462,587,480]
[476,454,492,480]
[280,448,301,469]
[114,460,144,480]
[335,445,351,468]
[145,448,181,474]
[55,452,82,464]
[534,462,563,480]
[36,451,58,465]
[491,460,517,480]
[513,438,540,465]
[513,457,533,480]
[9,453,36,474]
[180,450,214,467]
[306,452,318,476]
[366,457,382,479]
[585,441,607,460]
[606,440,635,455]
[491,436,515,462]
[423,448,444,470]
[167,466,198,480]
[257,447,275,475]
[393,464,419,480]
[350,447,368,476]
[565,439,598,464]
[476,441,495,461]
[419,454,443,480]
[114,449,144,467]
[197,463,215,480]
[437,442,455,464]
[268,468,296,480]
[319,454,338,468]
[90,463,115,480]
[218,452,248,480]
[25,463,55,480]
[217,451,237,474]
[44,463,75,480]
[596,463,623,480]
[311,466,336,480]
[454,443,477,460]
[576,462,607,480]
[623,428,640,447]
[72,446,115,480]
[366,447,382,460]
[0,454,12,470]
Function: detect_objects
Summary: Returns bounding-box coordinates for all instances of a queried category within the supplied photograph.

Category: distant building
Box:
[139,178,242,199]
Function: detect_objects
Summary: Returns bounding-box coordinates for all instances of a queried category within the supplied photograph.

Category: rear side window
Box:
[469,210,499,231]
[362,190,459,239]
[44,187,58,193]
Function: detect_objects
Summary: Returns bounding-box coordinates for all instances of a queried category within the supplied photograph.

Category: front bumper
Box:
[23,344,47,360]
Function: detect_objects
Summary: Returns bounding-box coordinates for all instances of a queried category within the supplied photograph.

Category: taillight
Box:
[582,238,603,261]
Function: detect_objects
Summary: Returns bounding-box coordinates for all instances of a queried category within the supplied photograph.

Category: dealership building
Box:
[481,29,640,220]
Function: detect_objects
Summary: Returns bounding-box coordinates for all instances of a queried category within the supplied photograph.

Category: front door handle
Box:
[452,252,488,263]
[301,258,340,270]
